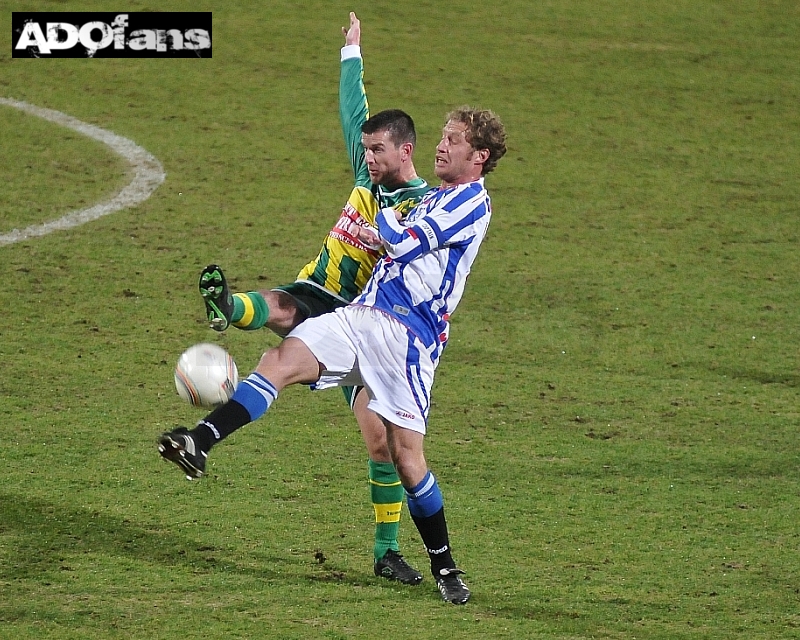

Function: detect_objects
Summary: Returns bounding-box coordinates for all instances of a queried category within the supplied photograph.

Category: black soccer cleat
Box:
[199,264,234,331]
[158,427,207,479]
[435,568,471,604]
[374,550,423,585]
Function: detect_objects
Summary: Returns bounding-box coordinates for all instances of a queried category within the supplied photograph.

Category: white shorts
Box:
[287,305,435,434]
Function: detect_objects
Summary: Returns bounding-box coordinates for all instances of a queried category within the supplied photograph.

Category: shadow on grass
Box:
[0,490,283,582]
[0,491,403,591]
[717,367,800,387]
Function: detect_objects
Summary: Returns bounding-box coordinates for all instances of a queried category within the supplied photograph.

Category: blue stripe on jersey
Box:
[405,334,430,422]
[375,218,426,263]
[409,216,443,253]
[368,276,441,349]
[377,213,406,246]
[444,182,482,210]
[419,181,480,216]
[445,200,489,238]
[358,179,492,352]
[430,241,465,310]
[409,224,431,253]
[383,184,488,263]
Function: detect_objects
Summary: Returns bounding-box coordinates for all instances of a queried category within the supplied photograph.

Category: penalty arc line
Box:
[0,97,166,247]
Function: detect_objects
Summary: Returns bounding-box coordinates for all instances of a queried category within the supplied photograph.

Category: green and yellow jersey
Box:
[295,47,429,303]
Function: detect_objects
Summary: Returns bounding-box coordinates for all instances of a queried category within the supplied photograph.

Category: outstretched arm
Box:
[339,12,370,186]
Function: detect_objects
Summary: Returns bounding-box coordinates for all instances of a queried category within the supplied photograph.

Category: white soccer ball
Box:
[174,343,238,408]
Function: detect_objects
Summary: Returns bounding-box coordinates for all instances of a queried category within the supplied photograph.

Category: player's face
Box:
[434,121,478,185]
[361,129,405,186]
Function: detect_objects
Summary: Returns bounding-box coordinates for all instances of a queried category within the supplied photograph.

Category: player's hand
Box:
[342,11,361,46]
[355,224,381,249]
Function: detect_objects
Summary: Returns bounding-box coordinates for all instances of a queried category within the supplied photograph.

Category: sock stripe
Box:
[230,373,278,421]
[407,471,436,499]
[369,478,402,488]
[242,373,278,399]
[233,293,255,327]
[374,502,402,523]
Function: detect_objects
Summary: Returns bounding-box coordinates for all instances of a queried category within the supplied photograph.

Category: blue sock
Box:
[231,373,278,420]
[405,471,444,518]
[191,373,279,449]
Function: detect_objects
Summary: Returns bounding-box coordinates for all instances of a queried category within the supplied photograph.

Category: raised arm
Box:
[339,12,370,187]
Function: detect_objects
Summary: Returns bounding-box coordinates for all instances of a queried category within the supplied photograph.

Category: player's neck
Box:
[440,174,482,189]
[388,164,420,188]
[402,163,420,182]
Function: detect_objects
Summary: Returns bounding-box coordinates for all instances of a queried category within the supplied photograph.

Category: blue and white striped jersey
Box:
[355,178,492,362]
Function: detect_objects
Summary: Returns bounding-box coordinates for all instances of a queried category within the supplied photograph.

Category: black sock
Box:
[410,507,455,576]
[190,399,252,452]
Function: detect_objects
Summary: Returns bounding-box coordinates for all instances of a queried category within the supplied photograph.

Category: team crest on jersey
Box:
[393,197,419,217]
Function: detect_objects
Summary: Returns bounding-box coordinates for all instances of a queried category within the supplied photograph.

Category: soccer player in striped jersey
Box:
[160,104,507,604]
[166,13,429,585]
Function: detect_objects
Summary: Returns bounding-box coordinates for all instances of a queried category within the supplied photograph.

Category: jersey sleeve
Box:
[376,185,490,262]
[340,46,370,188]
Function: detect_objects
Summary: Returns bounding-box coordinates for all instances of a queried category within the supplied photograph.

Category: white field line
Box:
[0,97,166,246]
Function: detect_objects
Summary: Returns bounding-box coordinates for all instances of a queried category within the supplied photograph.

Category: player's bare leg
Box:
[260,289,307,337]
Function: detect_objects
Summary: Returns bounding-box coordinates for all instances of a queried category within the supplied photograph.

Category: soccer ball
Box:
[174,343,238,408]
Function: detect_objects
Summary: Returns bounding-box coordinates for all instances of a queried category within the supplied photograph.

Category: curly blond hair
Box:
[446,107,507,175]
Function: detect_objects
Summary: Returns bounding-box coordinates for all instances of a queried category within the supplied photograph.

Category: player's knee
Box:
[254,337,322,387]
[254,348,280,377]
[264,291,307,335]
[388,449,426,487]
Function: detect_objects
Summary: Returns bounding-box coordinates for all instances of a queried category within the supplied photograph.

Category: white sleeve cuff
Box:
[341,44,361,61]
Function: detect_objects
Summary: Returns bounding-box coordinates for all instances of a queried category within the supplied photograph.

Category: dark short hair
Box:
[446,107,507,175]
[362,109,417,147]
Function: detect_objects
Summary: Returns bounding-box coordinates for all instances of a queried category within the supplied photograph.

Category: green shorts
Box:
[273,281,360,409]
[273,281,347,319]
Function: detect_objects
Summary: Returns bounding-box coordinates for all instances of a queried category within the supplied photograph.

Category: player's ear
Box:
[474,147,490,166]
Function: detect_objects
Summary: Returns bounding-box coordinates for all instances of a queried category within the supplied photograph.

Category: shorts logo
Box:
[395,409,416,421]
[12,12,212,58]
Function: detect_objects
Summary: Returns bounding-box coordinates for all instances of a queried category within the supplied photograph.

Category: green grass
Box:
[1,1,799,638]
[0,105,129,229]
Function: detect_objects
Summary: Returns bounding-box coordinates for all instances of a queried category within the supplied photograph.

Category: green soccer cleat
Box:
[199,264,234,331]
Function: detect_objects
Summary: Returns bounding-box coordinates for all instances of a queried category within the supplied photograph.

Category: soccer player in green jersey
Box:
[164,13,430,585]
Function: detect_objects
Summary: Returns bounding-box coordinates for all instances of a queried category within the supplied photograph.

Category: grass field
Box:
[1,1,799,638]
